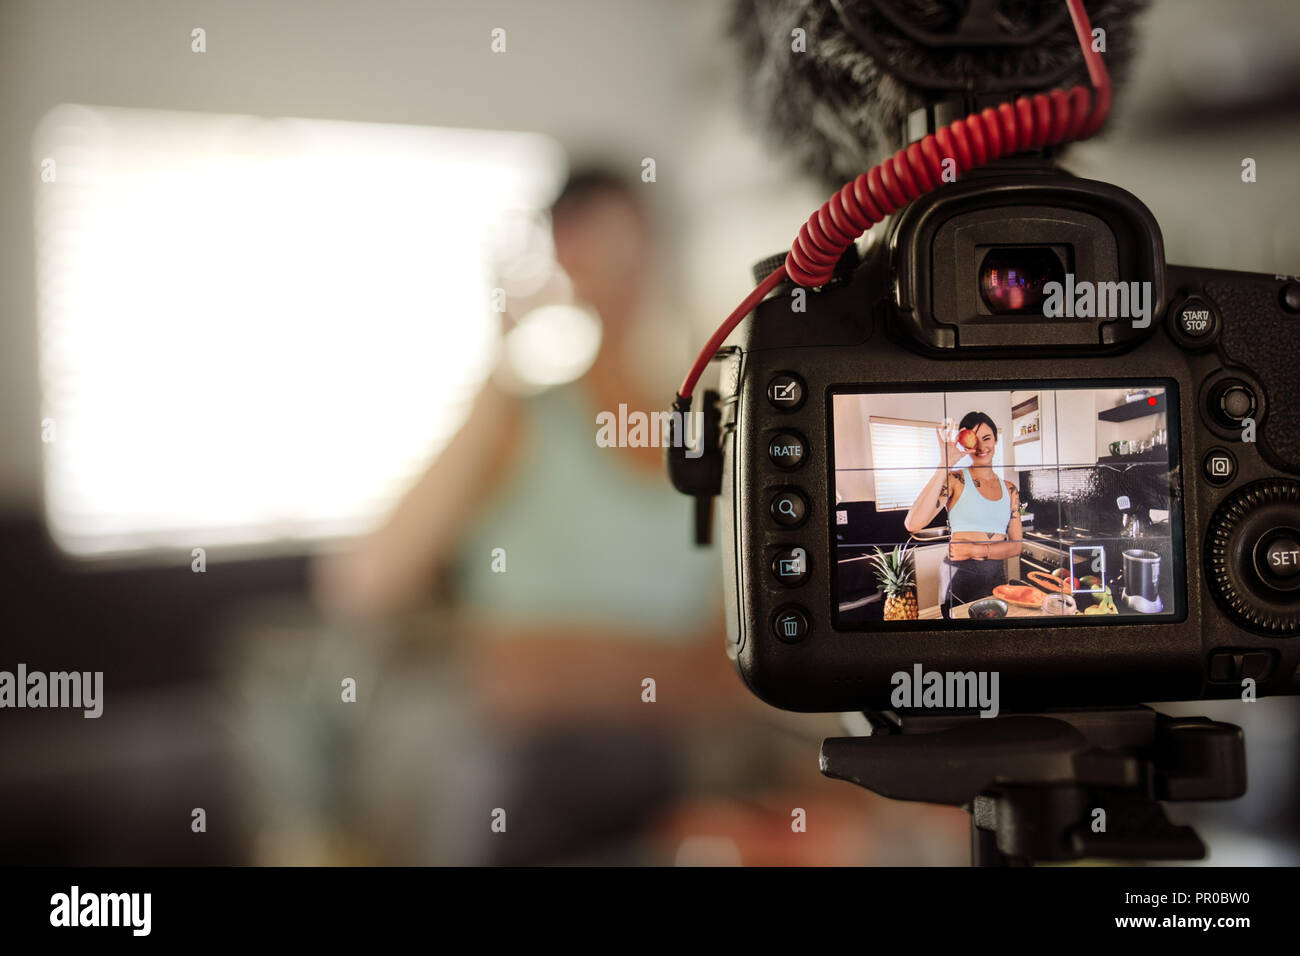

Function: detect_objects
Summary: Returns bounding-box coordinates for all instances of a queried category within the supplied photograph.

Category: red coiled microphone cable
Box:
[675,0,1112,404]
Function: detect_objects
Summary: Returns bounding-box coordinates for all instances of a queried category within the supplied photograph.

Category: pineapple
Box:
[867,544,918,621]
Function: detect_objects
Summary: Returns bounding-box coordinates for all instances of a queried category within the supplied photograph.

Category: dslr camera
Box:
[712,164,1300,713]
[674,2,1300,715]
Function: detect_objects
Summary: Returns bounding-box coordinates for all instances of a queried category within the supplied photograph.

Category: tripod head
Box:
[821,706,1246,865]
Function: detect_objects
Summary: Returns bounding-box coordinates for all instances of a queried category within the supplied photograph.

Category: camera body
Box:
[715,163,1300,712]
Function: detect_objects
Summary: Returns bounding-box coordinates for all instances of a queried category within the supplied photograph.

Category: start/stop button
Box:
[1169,295,1220,349]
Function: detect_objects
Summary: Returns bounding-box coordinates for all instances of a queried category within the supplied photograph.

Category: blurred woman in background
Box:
[283,167,963,866]
[311,169,771,864]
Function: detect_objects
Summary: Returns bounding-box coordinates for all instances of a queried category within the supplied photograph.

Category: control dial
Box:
[1205,480,1300,634]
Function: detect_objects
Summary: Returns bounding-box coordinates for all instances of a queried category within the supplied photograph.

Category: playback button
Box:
[772,547,810,587]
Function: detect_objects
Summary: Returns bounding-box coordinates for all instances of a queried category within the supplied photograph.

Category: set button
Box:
[1256,531,1300,589]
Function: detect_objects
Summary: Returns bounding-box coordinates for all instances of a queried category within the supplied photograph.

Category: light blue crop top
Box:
[450,385,720,642]
[947,468,1012,535]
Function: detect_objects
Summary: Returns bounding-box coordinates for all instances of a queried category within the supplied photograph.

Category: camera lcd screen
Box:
[829,381,1183,627]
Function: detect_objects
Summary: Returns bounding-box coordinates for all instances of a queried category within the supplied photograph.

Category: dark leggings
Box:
[941,557,1006,613]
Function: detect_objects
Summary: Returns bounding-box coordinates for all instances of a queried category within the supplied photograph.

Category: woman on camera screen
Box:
[904,411,1022,614]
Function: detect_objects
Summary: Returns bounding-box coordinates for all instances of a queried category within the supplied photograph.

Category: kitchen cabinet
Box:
[1013,390,1098,468]
[1051,390,1097,467]
[1016,440,1043,467]
[1010,391,1046,468]
[912,542,948,611]
[1040,391,1058,465]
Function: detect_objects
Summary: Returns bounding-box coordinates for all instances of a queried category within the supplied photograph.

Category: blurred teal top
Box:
[451,384,721,642]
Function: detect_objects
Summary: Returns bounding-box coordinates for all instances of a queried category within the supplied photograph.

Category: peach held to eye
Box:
[956,428,978,451]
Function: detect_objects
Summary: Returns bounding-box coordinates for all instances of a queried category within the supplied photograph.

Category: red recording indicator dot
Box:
[1147,396,1158,406]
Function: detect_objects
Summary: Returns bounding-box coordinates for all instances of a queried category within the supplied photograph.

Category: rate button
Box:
[768,432,806,469]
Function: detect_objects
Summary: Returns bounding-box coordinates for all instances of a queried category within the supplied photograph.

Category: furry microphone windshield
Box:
[730,0,1150,192]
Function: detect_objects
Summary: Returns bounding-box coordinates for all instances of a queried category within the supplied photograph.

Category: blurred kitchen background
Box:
[1,0,1299,865]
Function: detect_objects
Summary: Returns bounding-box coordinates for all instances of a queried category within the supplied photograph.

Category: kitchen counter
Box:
[923,602,1108,619]
[921,601,1060,619]
[948,601,1060,619]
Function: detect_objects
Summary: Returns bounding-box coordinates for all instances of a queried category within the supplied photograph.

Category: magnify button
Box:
[770,491,808,527]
